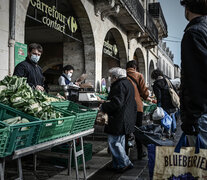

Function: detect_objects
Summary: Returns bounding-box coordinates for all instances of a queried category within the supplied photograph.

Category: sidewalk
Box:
[41,144,149,180]
[88,146,149,180]
[88,119,182,180]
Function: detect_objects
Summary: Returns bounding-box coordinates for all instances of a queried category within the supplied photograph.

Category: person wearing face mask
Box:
[13,43,44,91]
[58,65,74,86]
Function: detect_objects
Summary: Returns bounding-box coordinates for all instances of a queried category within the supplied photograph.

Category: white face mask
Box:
[31,54,40,63]
[67,72,73,78]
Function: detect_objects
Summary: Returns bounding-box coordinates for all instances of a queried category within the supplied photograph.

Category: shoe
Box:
[105,164,117,172]
[138,152,147,160]
[116,163,134,173]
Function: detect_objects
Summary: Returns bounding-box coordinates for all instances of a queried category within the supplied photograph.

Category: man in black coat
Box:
[180,0,207,147]
[101,67,137,172]
[13,43,44,91]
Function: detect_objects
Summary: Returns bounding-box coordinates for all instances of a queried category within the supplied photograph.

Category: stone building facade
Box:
[157,41,175,79]
[0,0,168,90]
[174,64,181,79]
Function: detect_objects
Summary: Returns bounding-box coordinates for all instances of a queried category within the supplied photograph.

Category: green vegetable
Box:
[3,117,21,125]
[0,76,63,120]
[20,118,29,124]
[2,117,30,131]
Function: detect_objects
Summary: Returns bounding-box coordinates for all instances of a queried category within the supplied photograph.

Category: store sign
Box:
[30,0,78,34]
[14,42,27,66]
[103,41,118,57]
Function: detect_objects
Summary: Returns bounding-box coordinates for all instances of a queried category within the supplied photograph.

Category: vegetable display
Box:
[0,76,62,120]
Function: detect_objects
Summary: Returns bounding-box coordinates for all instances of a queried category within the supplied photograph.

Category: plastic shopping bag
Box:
[161,111,172,131]
[152,107,165,120]
[148,133,206,180]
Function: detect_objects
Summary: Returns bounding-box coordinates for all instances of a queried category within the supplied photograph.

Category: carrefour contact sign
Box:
[30,0,78,34]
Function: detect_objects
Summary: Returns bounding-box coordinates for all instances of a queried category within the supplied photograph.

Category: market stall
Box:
[0,76,98,180]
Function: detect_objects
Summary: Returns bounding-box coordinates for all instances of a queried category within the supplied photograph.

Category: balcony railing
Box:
[148,2,167,35]
[146,11,158,43]
[121,0,145,28]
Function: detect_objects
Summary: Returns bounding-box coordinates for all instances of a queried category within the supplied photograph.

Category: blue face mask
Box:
[31,54,40,63]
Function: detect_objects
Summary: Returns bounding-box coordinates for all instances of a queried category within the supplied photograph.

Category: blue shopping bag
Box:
[148,133,205,180]
[161,111,172,131]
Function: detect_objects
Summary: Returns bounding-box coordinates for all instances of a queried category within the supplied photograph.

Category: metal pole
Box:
[81,137,86,180]
[0,158,5,180]
[67,142,72,176]
[73,139,79,180]
[17,158,23,180]
[33,154,37,172]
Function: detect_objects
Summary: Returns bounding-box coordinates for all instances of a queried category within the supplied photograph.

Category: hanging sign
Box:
[103,41,118,58]
[29,0,78,35]
[14,42,27,66]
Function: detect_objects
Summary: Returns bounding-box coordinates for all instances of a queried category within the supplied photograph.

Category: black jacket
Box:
[13,57,44,88]
[181,16,207,125]
[101,78,137,135]
[152,78,176,114]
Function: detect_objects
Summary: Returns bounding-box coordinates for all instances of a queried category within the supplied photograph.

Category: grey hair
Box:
[108,67,126,79]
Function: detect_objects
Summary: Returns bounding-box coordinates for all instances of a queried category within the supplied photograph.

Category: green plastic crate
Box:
[0,103,41,157]
[51,101,98,134]
[0,127,10,157]
[51,143,93,167]
[38,110,76,143]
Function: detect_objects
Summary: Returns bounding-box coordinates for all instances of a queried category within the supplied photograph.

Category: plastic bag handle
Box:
[175,133,205,154]
[195,134,205,153]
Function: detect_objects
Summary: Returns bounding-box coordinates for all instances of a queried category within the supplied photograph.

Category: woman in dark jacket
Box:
[101,67,137,172]
[151,69,176,114]
[151,69,177,135]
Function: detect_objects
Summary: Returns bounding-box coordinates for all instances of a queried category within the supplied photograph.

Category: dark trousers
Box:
[125,112,143,157]
[135,112,143,159]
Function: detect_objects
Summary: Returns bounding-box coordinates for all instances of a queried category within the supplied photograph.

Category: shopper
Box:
[14,43,44,91]
[58,65,74,86]
[126,60,150,160]
[151,69,177,136]
[180,0,207,147]
[100,67,137,172]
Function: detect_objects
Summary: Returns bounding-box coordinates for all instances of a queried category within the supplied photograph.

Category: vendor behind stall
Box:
[58,65,74,86]
[13,43,44,91]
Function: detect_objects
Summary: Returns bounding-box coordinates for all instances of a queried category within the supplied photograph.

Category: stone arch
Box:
[69,0,96,85]
[101,28,127,79]
[133,48,146,78]
[107,28,127,68]
[21,0,96,85]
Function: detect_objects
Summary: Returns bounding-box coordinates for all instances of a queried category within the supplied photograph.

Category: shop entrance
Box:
[25,0,84,88]
[102,31,120,79]
[101,28,127,91]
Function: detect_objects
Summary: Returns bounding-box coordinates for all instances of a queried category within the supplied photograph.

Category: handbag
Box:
[165,78,180,108]
[148,133,206,180]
